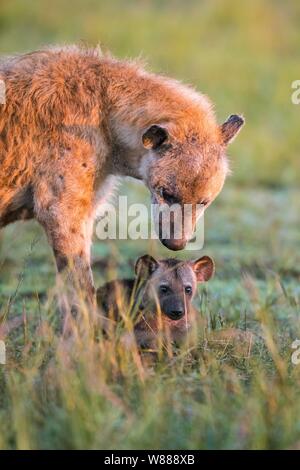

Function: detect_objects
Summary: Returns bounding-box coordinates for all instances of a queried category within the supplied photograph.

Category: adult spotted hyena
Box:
[0,46,244,307]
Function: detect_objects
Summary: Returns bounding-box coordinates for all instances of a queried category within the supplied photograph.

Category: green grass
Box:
[1,186,299,449]
[0,0,300,450]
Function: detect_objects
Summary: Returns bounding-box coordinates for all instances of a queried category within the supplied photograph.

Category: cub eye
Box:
[185,286,192,295]
[160,188,180,205]
[160,285,169,294]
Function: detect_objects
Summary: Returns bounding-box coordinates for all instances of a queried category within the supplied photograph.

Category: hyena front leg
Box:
[48,215,95,318]
[53,220,95,313]
[34,179,96,320]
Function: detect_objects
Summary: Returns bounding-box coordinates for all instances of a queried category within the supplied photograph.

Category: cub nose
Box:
[169,309,184,320]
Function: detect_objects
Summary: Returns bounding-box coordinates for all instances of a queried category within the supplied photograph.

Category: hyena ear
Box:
[192,255,215,282]
[135,254,159,278]
[142,125,168,150]
[220,114,245,145]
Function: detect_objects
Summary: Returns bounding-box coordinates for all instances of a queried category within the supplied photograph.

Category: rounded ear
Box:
[135,254,159,278]
[191,255,215,282]
[142,125,168,150]
[220,114,244,145]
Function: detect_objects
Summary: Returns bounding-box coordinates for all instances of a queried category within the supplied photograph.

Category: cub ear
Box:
[135,254,159,278]
[142,125,168,150]
[191,255,215,282]
[220,114,245,145]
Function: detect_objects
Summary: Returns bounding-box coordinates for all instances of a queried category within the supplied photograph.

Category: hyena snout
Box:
[161,237,187,251]
[156,206,196,251]
[165,306,185,320]
[159,218,193,251]
[161,295,186,320]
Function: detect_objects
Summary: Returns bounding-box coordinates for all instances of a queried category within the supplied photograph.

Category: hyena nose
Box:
[161,238,186,251]
[169,309,184,320]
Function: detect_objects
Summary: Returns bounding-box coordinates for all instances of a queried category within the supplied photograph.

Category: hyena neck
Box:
[101,58,214,180]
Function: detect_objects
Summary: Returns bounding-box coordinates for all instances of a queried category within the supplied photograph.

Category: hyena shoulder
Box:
[0,46,103,133]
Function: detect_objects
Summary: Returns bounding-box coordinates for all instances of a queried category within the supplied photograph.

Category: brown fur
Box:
[96,254,214,348]
[0,45,243,306]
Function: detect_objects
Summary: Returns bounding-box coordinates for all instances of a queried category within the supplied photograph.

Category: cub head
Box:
[135,254,215,320]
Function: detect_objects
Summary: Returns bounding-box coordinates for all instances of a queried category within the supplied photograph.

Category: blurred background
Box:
[0,0,300,451]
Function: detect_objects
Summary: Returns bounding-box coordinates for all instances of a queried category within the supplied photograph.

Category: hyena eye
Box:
[160,188,180,205]
[185,286,192,295]
[160,285,169,294]
[198,200,209,207]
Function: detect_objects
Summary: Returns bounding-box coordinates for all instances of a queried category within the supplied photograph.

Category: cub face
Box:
[135,254,215,321]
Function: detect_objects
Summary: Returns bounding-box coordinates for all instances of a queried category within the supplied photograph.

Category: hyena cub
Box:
[96,254,214,349]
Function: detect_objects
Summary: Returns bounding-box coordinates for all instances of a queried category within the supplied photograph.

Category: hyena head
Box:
[140,114,244,250]
[135,254,215,321]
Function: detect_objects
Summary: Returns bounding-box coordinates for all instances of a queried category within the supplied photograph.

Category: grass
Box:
[0,0,300,450]
[1,186,299,449]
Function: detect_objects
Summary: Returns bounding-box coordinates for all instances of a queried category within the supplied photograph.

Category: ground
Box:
[0,0,299,450]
